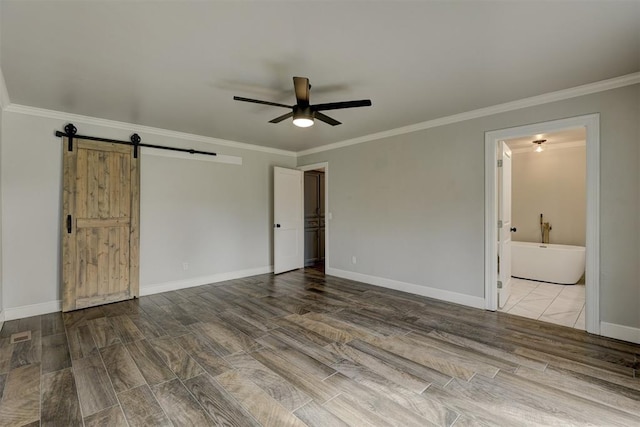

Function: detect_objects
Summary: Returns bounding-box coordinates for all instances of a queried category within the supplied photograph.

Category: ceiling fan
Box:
[233,76,372,127]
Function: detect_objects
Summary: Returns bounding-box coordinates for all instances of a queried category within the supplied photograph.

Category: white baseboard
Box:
[2,266,273,321]
[600,321,640,344]
[327,267,485,310]
[4,300,62,321]
[140,266,273,296]
[0,309,4,332]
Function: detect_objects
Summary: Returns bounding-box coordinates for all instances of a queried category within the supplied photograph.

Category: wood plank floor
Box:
[0,268,639,426]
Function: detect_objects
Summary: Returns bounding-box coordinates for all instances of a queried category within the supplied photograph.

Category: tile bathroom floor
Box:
[500,278,585,330]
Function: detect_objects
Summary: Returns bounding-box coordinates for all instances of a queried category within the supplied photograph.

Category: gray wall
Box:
[140,146,288,286]
[0,99,3,316]
[0,14,4,318]
[299,84,640,329]
[0,111,295,310]
[511,146,586,246]
[0,12,3,318]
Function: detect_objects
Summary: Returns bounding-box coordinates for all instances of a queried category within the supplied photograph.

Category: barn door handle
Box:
[274,223,281,228]
[67,215,72,234]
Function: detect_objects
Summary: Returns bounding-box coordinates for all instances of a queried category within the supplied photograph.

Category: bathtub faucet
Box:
[540,213,552,244]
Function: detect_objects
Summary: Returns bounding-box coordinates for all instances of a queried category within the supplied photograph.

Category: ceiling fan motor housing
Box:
[293,105,314,120]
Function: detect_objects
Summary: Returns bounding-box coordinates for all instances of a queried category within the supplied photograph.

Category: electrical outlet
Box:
[351,256,357,264]
[182,262,189,271]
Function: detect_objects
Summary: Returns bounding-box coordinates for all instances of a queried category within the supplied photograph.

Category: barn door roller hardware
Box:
[55,123,217,159]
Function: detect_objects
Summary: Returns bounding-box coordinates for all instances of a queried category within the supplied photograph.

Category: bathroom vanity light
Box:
[532,139,547,153]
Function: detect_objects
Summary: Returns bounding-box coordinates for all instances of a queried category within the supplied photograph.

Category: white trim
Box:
[0,310,4,332]
[510,139,586,155]
[484,114,600,335]
[142,147,242,165]
[1,267,272,320]
[4,104,296,157]
[600,322,640,344]
[584,115,600,335]
[298,72,639,157]
[327,267,485,309]
[298,162,329,271]
[140,265,272,296]
[484,135,499,312]
[0,66,10,109]
[4,300,61,321]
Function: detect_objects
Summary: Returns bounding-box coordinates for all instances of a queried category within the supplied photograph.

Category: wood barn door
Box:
[62,138,140,312]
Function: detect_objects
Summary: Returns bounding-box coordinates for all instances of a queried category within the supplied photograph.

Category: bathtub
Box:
[511,241,585,285]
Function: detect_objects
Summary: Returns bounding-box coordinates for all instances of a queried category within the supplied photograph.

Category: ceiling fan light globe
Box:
[293,106,314,127]
[293,117,314,127]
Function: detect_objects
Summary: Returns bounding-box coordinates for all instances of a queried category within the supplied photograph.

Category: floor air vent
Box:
[10,330,32,344]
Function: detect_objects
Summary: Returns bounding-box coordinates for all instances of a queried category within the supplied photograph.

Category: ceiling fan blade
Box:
[315,112,341,126]
[312,99,372,111]
[233,96,291,109]
[293,77,310,106]
[269,111,294,123]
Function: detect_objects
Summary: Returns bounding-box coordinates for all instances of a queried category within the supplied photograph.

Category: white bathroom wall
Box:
[0,109,296,317]
[511,145,586,246]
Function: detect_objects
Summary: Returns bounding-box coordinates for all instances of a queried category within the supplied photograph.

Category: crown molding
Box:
[4,104,297,157]
[0,66,10,109]
[297,72,640,157]
[3,72,638,158]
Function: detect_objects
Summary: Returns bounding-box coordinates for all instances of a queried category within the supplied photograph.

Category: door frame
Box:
[298,162,329,272]
[484,114,600,334]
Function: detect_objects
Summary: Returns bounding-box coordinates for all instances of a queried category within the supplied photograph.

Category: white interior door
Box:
[498,142,513,308]
[274,167,304,274]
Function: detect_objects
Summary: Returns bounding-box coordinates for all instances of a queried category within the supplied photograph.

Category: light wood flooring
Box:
[0,268,639,426]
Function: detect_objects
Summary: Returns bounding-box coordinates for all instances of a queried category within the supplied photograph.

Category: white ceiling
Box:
[1,1,639,152]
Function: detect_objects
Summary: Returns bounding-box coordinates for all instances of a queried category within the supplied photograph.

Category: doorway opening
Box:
[485,114,600,335]
[299,162,329,275]
[498,129,587,329]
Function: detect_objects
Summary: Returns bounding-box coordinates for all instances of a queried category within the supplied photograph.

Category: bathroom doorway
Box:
[484,114,600,335]
[299,163,329,275]
[499,129,587,329]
